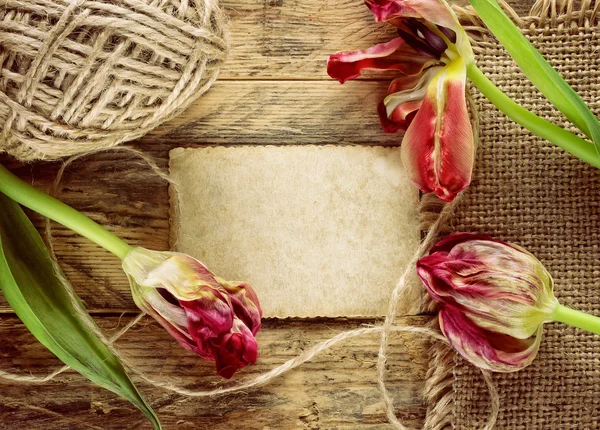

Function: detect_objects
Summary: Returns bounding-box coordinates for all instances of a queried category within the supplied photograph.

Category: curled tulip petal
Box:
[327,37,434,83]
[439,305,543,372]
[378,66,442,132]
[219,280,263,336]
[365,0,416,23]
[378,100,419,132]
[136,287,191,344]
[401,58,474,201]
[214,320,260,379]
[143,253,223,299]
[365,0,457,32]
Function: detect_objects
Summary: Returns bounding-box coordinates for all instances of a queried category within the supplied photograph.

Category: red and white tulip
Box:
[328,0,475,201]
[122,247,262,379]
[417,233,558,372]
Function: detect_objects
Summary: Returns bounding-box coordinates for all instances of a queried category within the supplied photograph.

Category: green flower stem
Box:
[552,304,600,335]
[0,164,133,260]
[466,62,600,169]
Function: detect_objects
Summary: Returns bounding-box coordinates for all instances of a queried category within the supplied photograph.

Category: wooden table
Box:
[0,0,531,428]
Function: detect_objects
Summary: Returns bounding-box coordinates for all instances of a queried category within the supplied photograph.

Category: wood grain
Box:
[219,0,395,80]
[143,81,402,146]
[217,0,534,80]
[0,316,433,429]
[147,0,536,136]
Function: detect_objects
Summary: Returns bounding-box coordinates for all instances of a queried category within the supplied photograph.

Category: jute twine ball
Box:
[0,0,228,161]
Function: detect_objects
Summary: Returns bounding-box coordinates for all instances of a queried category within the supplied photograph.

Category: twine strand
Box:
[482,370,500,430]
[124,325,449,398]
[0,309,145,384]
[376,194,465,430]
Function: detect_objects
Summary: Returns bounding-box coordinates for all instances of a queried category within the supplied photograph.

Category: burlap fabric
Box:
[425,1,600,428]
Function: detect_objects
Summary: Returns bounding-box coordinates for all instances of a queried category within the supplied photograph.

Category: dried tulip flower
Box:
[328,0,600,201]
[0,164,262,379]
[417,233,600,372]
[328,0,476,202]
[123,248,262,379]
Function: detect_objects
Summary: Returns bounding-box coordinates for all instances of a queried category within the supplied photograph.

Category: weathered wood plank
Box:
[218,0,534,80]
[0,0,537,313]
[144,80,401,144]
[0,316,432,429]
[220,0,394,80]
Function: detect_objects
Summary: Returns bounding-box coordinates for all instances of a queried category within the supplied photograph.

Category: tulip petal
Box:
[366,0,458,32]
[365,0,470,48]
[214,320,259,379]
[327,37,434,83]
[422,234,556,305]
[428,232,494,254]
[145,254,224,300]
[378,100,419,132]
[401,58,473,201]
[364,0,474,59]
[379,66,442,132]
[127,276,197,352]
[220,281,263,335]
[418,235,558,339]
[144,302,196,350]
[182,289,234,333]
[439,305,543,372]
[365,0,417,22]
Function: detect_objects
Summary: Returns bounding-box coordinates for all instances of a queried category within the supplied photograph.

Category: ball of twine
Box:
[0,0,228,161]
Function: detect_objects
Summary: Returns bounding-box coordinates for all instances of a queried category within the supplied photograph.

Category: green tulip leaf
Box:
[0,193,160,429]
[469,0,600,161]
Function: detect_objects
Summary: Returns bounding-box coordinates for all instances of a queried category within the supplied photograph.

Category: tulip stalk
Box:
[0,163,133,259]
[468,0,600,159]
[466,63,600,169]
[552,304,600,336]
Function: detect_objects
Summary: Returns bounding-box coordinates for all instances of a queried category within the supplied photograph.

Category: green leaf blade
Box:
[0,193,161,429]
[469,0,600,160]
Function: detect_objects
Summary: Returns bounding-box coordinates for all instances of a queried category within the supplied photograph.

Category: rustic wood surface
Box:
[0,315,433,429]
[0,0,534,428]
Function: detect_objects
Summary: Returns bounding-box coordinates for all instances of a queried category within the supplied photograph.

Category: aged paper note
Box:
[169,146,420,317]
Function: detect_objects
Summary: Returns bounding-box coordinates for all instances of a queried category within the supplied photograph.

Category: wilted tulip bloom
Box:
[416,233,558,372]
[327,0,475,202]
[122,247,262,379]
